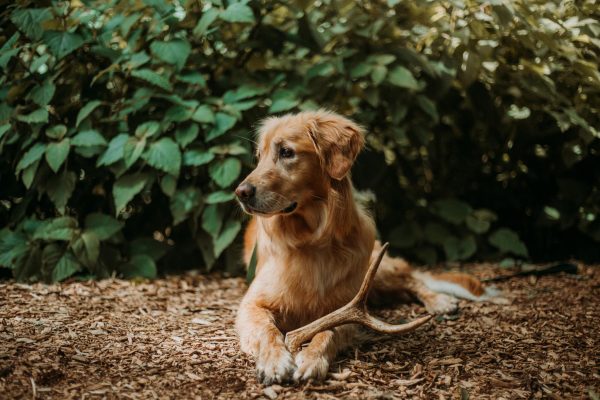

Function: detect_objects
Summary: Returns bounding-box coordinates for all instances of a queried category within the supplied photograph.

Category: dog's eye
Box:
[279,147,294,159]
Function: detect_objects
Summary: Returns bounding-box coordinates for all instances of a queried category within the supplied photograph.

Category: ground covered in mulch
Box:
[1,264,599,399]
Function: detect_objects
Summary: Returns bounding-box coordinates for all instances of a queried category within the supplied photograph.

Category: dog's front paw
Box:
[293,349,329,381]
[424,293,459,315]
[256,345,296,385]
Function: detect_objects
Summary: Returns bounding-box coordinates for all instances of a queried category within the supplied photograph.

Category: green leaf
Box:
[0,231,30,267]
[131,69,172,91]
[45,138,70,173]
[416,96,439,123]
[443,235,477,261]
[97,134,128,166]
[202,204,222,239]
[130,238,168,261]
[45,125,67,140]
[165,105,193,123]
[389,222,421,248]
[196,230,216,269]
[465,215,490,234]
[206,113,237,141]
[388,66,420,90]
[209,158,242,188]
[43,31,84,59]
[14,243,41,282]
[160,174,177,197]
[73,231,100,267]
[223,85,269,103]
[170,187,203,225]
[220,3,255,24]
[210,143,248,155]
[423,222,451,246]
[135,121,161,139]
[432,199,473,225]
[123,136,146,168]
[175,124,199,148]
[0,123,10,141]
[45,170,77,213]
[143,138,182,176]
[150,39,191,70]
[371,65,387,85]
[213,219,241,258]
[52,251,81,282]
[17,143,46,172]
[269,89,300,113]
[205,191,235,204]
[33,217,78,241]
[489,228,529,258]
[42,244,64,280]
[43,244,66,273]
[1,32,20,52]
[372,54,396,65]
[76,101,102,127]
[85,213,124,240]
[71,129,108,147]
[0,35,20,70]
[194,8,220,36]
[192,105,215,123]
[121,254,156,279]
[22,160,40,189]
[113,173,148,215]
[306,62,335,79]
[126,51,150,69]
[17,108,48,124]
[350,62,373,79]
[11,8,52,40]
[31,81,56,106]
[177,72,206,86]
[183,148,214,166]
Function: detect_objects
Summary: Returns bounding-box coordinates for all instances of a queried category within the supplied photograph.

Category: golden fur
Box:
[235,110,489,384]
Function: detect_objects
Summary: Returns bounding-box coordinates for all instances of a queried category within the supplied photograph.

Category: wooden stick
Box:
[285,243,433,352]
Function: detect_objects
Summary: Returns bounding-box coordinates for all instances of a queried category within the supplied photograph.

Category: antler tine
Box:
[352,242,390,305]
[285,243,432,352]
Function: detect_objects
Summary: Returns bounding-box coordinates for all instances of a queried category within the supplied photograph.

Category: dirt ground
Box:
[1,264,598,399]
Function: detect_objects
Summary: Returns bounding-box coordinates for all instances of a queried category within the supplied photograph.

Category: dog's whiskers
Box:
[234,135,258,146]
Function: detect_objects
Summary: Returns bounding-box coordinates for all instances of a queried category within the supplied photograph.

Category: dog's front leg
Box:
[293,325,357,381]
[236,298,295,384]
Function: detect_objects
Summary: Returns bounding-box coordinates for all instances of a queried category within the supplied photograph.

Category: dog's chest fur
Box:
[254,228,373,332]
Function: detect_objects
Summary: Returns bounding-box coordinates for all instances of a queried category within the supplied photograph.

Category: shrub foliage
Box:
[0,0,599,282]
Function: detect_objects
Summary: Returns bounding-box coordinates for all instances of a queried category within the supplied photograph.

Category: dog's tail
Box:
[412,271,503,301]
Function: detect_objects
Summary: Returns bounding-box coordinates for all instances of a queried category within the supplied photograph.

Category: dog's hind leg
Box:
[371,241,503,314]
[370,242,459,314]
[372,258,459,314]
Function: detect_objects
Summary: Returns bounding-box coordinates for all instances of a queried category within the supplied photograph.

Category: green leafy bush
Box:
[0,0,598,282]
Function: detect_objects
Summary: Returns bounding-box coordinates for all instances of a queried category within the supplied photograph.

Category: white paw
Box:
[256,346,296,385]
[293,350,329,381]
[425,294,459,315]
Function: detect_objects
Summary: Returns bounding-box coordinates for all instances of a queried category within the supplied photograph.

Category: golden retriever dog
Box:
[234,110,498,384]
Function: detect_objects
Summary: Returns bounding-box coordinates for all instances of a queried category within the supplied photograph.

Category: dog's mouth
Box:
[241,201,298,216]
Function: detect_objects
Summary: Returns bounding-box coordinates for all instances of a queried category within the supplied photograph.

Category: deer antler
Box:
[285,242,433,352]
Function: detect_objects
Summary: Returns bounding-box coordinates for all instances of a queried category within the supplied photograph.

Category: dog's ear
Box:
[308,112,365,180]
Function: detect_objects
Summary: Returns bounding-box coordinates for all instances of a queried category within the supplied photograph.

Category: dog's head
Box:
[235,110,364,217]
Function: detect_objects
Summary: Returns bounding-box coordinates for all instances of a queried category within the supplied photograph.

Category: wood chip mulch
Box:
[1,264,599,399]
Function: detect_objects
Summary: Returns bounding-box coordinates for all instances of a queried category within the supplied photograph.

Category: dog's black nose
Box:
[235,182,256,201]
